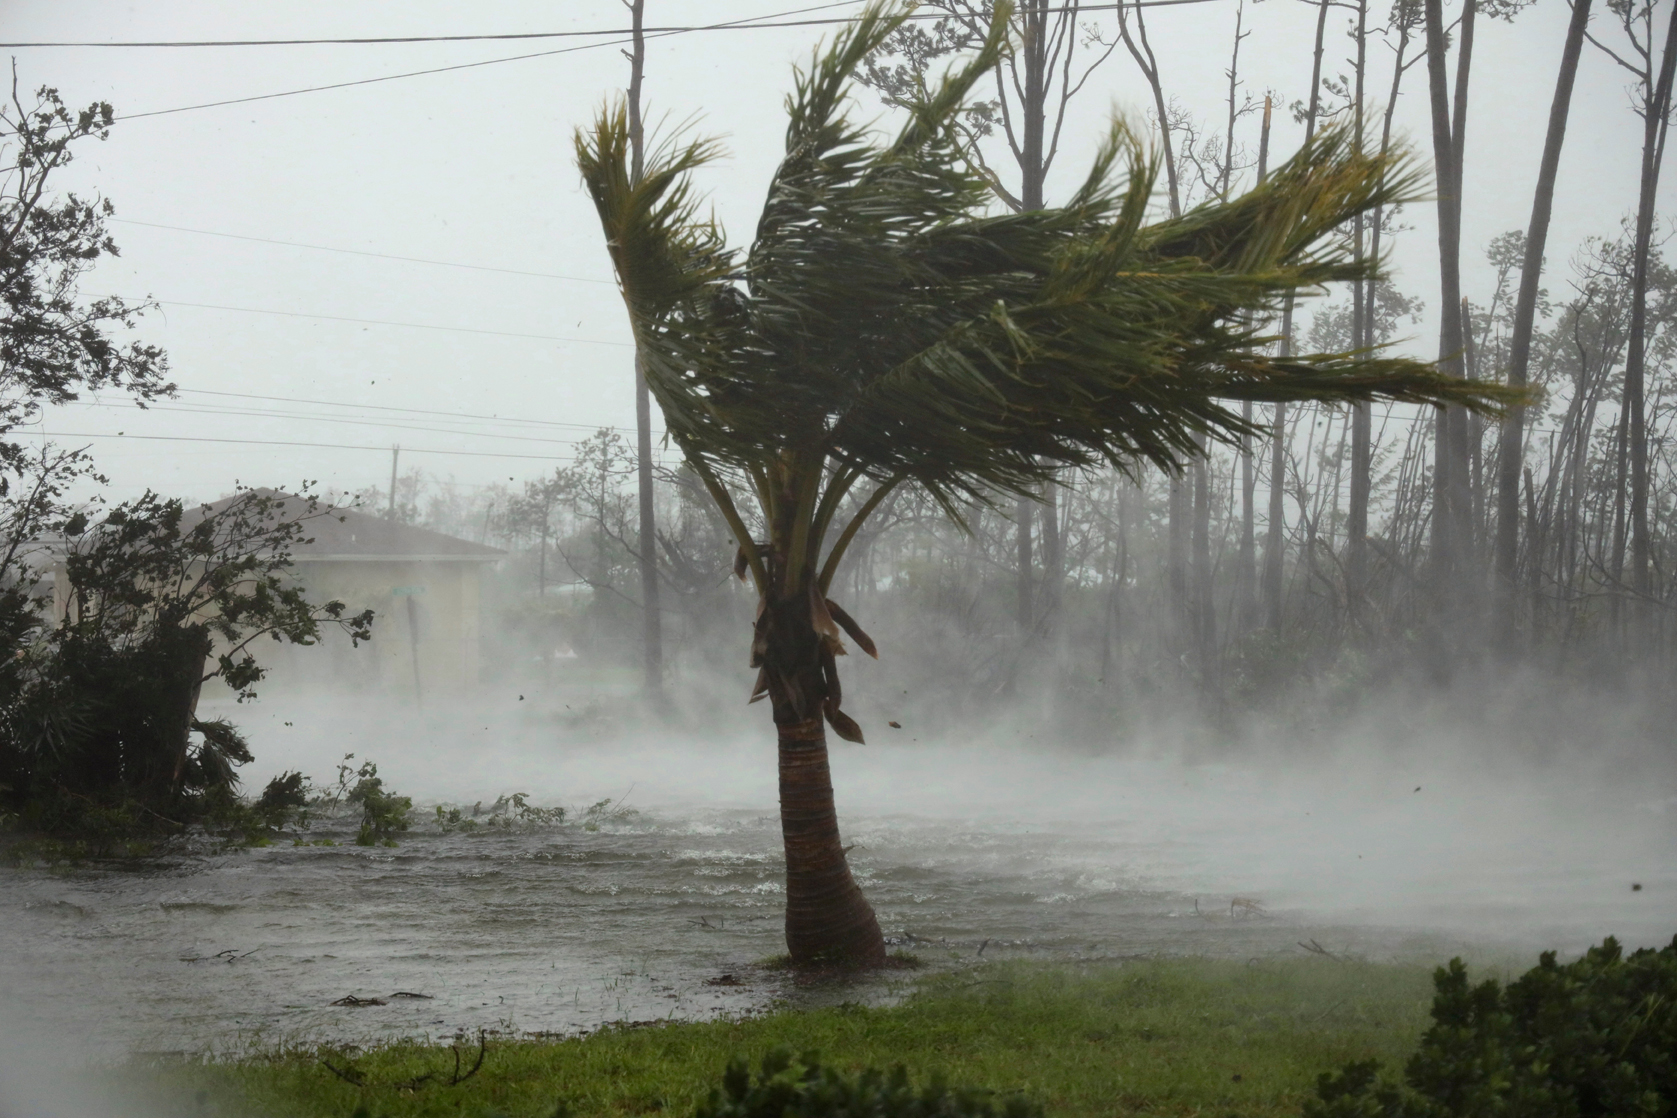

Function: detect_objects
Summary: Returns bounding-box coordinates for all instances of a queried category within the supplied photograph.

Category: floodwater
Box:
[1,691,1673,1063]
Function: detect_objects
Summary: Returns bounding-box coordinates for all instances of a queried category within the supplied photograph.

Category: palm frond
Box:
[578,0,1518,526]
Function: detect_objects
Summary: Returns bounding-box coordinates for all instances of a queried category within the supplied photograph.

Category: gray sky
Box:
[4,0,1669,505]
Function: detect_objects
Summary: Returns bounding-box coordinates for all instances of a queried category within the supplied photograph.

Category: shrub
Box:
[694,1048,1041,1118]
[346,763,412,847]
[1305,934,1677,1117]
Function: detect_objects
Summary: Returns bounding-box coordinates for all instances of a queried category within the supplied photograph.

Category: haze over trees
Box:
[365,0,1671,733]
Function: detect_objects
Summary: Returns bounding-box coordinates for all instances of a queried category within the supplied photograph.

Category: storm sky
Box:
[4,0,1668,504]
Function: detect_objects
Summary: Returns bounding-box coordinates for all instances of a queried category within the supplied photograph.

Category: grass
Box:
[140,956,1436,1118]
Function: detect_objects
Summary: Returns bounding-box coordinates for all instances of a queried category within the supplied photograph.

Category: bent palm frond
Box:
[577,0,1516,539]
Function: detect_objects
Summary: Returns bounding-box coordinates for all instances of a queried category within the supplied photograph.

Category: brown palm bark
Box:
[1493,0,1590,648]
[758,583,886,967]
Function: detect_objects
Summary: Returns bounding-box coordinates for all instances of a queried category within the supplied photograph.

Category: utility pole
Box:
[627,0,663,695]
[387,445,399,519]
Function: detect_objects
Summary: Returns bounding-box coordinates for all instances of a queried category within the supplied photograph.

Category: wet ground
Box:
[2,694,1673,1061]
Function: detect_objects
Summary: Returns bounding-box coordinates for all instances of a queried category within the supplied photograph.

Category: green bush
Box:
[1305,934,1677,1117]
[695,1048,1041,1118]
[346,762,412,846]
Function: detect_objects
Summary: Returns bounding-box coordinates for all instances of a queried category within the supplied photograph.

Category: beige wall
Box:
[207,558,492,699]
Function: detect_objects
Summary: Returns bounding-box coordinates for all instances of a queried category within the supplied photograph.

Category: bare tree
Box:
[1587,0,1677,616]
[1494,0,1593,646]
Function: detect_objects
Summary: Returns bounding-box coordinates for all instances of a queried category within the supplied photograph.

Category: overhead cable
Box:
[32,0,1225,122]
[2,2,1221,48]
[28,430,573,461]
[112,218,614,284]
[150,299,632,346]
[175,388,623,432]
[64,399,589,445]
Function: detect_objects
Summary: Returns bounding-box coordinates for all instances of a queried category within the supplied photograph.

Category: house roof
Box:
[197,490,506,563]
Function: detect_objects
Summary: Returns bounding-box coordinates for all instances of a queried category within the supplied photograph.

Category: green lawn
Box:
[144,957,1436,1118]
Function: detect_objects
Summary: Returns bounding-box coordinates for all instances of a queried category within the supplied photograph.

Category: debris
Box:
[179,948,257,963]
[389,991,434,999]
[1297,939,1345,961]
[330,995,387,1007]
[888,721,902,728]
[1230,897,1266,919]
[705,973,747,987]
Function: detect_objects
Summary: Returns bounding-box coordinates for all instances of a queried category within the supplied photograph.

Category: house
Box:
[201,493,506,699]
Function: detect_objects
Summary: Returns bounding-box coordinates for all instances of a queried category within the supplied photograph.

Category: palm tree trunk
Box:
[1496,0,1590,648]
[778,717,885,966]
[762,588,886,967]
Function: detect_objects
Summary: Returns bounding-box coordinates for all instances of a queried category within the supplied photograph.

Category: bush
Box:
[346,762,412,846]
[1305,934,1677,1117]
[695,1048,1041,1118]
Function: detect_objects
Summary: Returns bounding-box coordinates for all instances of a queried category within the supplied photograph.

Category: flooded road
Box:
[2,694,1673,1060]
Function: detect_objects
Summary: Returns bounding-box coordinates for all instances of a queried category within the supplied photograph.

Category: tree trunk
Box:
[1263,0,1330,634]
[1016,497,1035,631]
[1265,402,1286,630]
[1625,0,1677,604]
[1193,448,1214,671]
[1424,0,1471,595]
[1495,0,1589,647]
[627,0,663,693]
[163,627,214,795]
[1014,0,1050,636]
[761,588,886,967]
[777,718,886,966]
[1347,0,1371,608]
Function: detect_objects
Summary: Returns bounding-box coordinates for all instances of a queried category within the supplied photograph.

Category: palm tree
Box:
[576,1,1512,967]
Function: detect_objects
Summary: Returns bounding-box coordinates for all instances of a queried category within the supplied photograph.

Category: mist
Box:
[7,1,1677,1115]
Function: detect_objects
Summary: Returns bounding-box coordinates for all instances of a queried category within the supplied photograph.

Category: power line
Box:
[175,387,625,432]
[64,399,591,445]
[2,2,1217,49]
[96,4,867,122]
[111,218,614,284]
[28,430,574,461]
[42,0,1227,123]
[149,298,633,346]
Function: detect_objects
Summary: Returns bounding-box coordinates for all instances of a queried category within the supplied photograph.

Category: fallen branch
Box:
[1298,939,1344,961]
